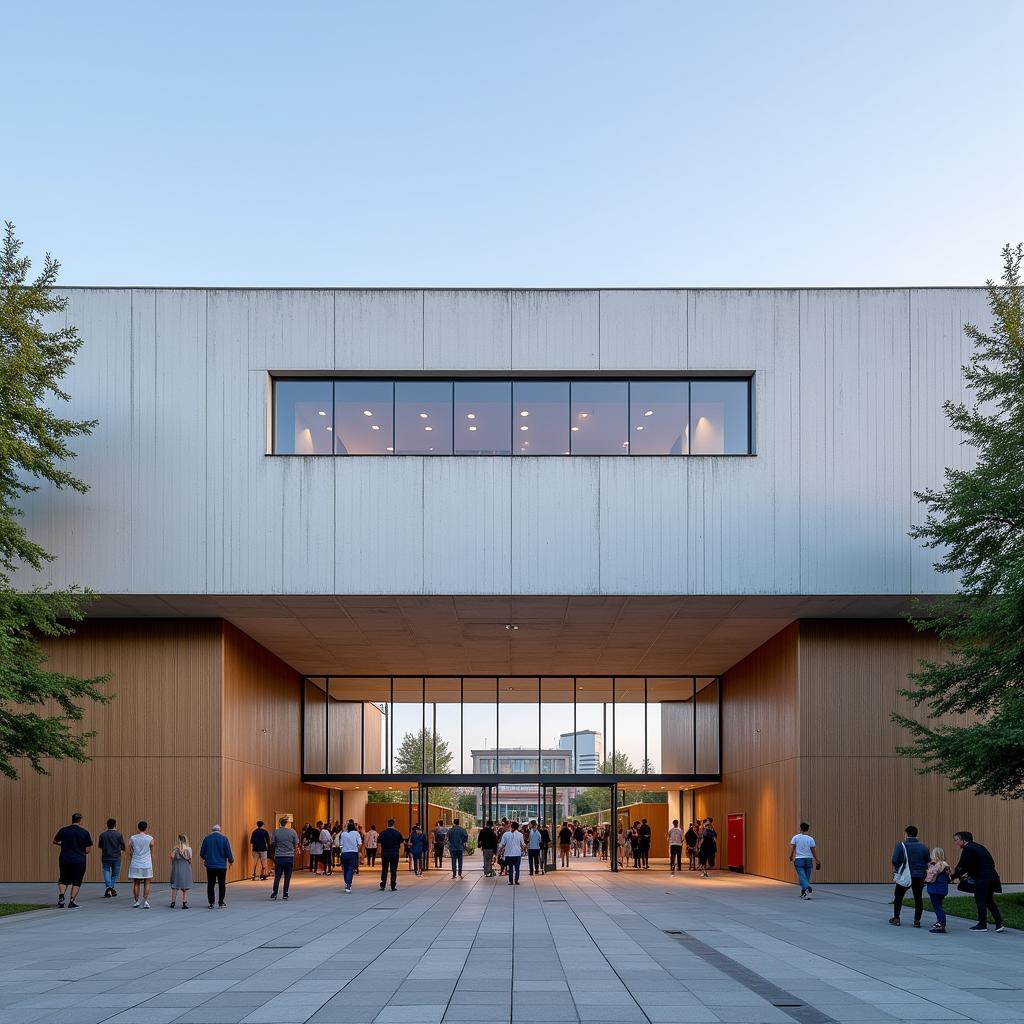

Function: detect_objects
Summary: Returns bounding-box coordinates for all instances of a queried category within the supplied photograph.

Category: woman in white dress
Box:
[128,821,155,908]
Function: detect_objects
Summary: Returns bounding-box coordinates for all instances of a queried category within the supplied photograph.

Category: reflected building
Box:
[471,747,572,822]
[559,730,602,774]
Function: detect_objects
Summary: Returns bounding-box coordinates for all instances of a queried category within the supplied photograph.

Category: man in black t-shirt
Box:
[250,820,271,880]
[53,812,93,909]
[376,819,405,891]
[638,818,652,869]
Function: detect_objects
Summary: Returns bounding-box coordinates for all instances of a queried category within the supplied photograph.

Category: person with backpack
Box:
[889,824,929,927]
[925,847,952,933]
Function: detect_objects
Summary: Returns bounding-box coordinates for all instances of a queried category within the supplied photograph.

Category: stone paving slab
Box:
[1,869,1023,1024]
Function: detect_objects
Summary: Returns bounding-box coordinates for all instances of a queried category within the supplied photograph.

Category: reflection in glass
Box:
[426,678,461,775]
[629,381,689,455]
[334,380,394,455]
[512,381,569,455]
[695,678,720,774]
[690,380,749,454]
[612,678,645,774]
[462,677,497,775]
[275,380,334,454]
[395,381,453,454]
[498,678,540,776]
[571,381,629,455]
[390,678,424,772]
[541,678,574,775]
[455,381,511,455]
[303,678,327,774]
[573,677,612,772]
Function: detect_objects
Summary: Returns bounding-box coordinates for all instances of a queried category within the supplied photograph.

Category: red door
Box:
[727,813,745,872]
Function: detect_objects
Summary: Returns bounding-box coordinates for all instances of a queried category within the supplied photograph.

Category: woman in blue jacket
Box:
[409,825,428,876]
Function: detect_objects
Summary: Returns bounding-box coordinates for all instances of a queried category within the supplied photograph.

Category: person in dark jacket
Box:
[377,819,404,891]
[199,825,234,909]
[478,821,498,877]
[889,825,930,926]
[951,831,1004,931]
[408,825,428,875]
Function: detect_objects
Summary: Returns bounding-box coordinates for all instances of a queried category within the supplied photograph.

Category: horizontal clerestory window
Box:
[273,376,752,457]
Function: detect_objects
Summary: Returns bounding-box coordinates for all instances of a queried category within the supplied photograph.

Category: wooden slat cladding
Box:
[799,619,1024,882]
[695,623,799,881]
[0,619,223,882]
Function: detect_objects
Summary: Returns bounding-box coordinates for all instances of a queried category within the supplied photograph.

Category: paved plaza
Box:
[0,864,1021,1024]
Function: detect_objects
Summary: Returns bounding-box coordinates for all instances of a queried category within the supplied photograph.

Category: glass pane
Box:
[455,381,511,455]
[571,381,629,455]
[498,678,539,778]
[391,677,424,772]
[463,677,497,775]
[275,380,334,454]
[425,678,461,776]
[303,678,327,774]
[326,680,364,774]
[512,381,569,455]
[653,677,695,774]
[695,678,720,773]
[613,678,644,775]
[541,677,574,776]
[629,381,689,455]
[573,677,611,773]
[395,381,453,454]
[334,380,394,455]
[690,380,749,454]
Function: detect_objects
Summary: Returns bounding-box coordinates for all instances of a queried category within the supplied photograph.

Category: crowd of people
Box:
[50,812,1009,932]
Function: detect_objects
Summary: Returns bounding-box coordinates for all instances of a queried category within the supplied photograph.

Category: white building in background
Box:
[560,730,603,773]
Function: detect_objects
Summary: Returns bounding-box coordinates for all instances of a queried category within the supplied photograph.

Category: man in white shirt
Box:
[667,820,684,873]
[498,824,525,885]
[789,823,820,899]
[338,822,363,892]
[319,824,333,875]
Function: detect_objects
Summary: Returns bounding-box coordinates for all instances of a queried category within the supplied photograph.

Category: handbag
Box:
[893,843,912,887]
[956,873,975,893]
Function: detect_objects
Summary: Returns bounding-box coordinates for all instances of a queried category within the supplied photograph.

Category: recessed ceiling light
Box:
[467,413,476,419]
[644,409,654,417]
[425,426,433,431]
[636,426,644,431]
[520,410,529,417]
[622,441,629,447]
[386,446,394,452]
[326,425,333,431]
[469,425,478,432]
[579,412,589,419]
[504,624,519,631]
[318,410,327,417]
[371,424,380,431]
[429,447,434,451]
[419,412,429,419]
[571,426,580,432]
[520,425,528,431]
[363,410,373,417]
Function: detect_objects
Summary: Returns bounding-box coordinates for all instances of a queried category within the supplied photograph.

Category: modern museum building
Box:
[5,285,1022,885]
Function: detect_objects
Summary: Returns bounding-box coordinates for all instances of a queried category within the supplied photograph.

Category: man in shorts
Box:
[250,820,270,880]
[53,812,92,909]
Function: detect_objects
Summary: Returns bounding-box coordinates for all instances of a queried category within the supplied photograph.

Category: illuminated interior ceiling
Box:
[89,594,913,677]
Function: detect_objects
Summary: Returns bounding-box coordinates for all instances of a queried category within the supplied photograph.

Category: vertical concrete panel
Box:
[423,459,512,593]
[598,458,689,592]
[511,290,599,369]
[335,289,423,369]
[279,456,336,593]
[335,458,423,593]
[909,288,989,592]
[686,290,772,369]
[511,458,599,593]
[248,290,333,370]
[598,290,687,369]
[424,290,511,370]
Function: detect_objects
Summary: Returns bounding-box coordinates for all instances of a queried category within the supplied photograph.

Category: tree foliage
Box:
[894,244,1024,798]
[368,728,458,807]
[0,222,109,779]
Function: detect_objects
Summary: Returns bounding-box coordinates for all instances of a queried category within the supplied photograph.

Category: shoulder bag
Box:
[893,843,912,887]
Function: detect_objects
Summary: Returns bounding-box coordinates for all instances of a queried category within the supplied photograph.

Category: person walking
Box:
[499,822,525,885]
[318,822,334,875]
[616,826,625,868]
[639,819,652,869]
[308,821,325,875]
[951,831,1005,932]
[889,825,929,926]
[448,818,469,879]
[199,824,234,909]
[685,822,699,871]
[789,823,819,899]
[558,822,572,868]
[378,818,404,891]
[479,820,498,877]
[339,820,362,892]
[432,819,449,870]
[668,820,684,874]
[409,825,428,876]
[127,821,155,908]
[697,818,717,878]
[365,824,379,867]
[53,812,92,910]
[169,834,193,909]
[269,816,300,900]
[98,818,125,898]
[250,820,270,880]
[527,820,542,876]
[925,847,952,933]
[539,822,551,874]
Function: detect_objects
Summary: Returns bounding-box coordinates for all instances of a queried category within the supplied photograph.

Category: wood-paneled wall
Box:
[799,619,1024,883]
[0,620,223,883]
[221,623,326,882]
[696,623,799,882]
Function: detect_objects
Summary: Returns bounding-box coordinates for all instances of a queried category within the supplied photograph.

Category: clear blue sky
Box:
[3,2,1022,286]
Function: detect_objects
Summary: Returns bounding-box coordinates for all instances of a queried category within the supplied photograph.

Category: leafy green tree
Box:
[598,752,637,774]
[457,792,477,815]
[894,243,1024,797]
[0,223,108,780]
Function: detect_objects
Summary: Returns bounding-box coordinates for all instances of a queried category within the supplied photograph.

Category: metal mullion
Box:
[643,677,648,774]
[691,677,697,775]
[389,677,394,775]
[421,677,426,774]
